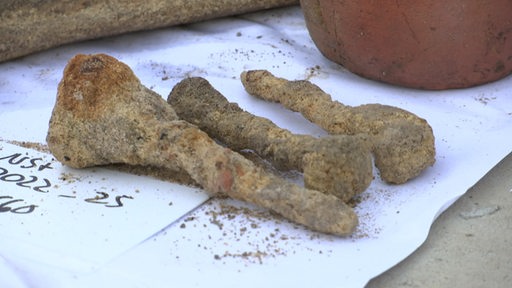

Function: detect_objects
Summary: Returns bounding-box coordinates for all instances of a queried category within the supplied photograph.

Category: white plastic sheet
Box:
[1,6,511,288]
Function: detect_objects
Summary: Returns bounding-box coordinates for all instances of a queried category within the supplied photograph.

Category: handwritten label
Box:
[0,153,52,192]
[0,152,139,213]
[0,141,209,271]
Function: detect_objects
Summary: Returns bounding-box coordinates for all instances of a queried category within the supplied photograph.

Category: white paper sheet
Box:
[1,6,511,288]
[0,140,210,268]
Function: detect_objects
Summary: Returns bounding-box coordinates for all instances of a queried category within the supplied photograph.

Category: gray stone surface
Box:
[366,152,512,288]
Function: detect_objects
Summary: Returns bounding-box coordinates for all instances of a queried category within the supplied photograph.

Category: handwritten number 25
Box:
[84,192,133,207]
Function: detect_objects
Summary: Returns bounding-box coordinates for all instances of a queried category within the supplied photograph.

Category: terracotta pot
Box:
[300,0,512,90]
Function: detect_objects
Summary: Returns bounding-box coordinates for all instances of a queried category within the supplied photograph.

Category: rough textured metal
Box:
[46,53,358,236]
[169,77,373,202]
[241,70,436,184]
